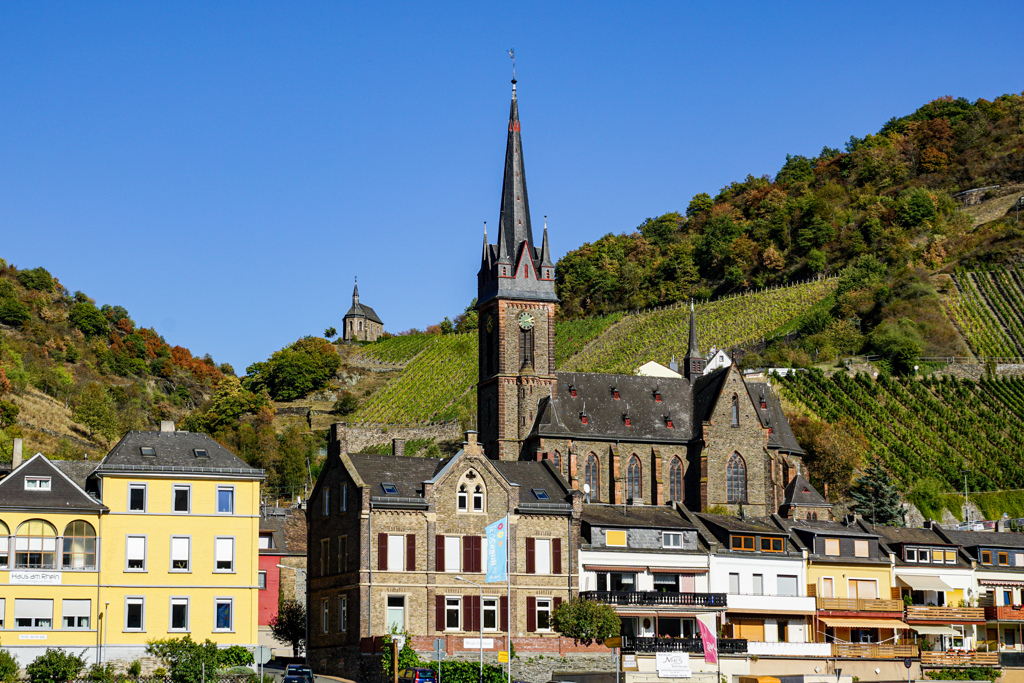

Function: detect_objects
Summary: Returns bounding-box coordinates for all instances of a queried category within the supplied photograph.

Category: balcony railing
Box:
[581,591,727,608]
[832,643,919,659]
[986,605,1024,621]
[620,636,747,654]
[921,651,998,667]
[905,605,986,622]
[817,597,904,612]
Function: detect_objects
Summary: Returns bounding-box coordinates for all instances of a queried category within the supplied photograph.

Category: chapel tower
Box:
[477,78,558,461]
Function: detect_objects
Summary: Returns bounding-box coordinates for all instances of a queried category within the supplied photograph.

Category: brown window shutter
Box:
[552,538,562,574]
[436,595,444,632]
[526,537,536,574]
[474,536,483,573]
[500,595,508,632]
[554,597,563,612]
[463,536,471,573]
[406,534,416,571]
[463,595,472,631]
[378,533,388,570]
[472,595,481,631]
[436,535,445,572]
[526,596,536,632]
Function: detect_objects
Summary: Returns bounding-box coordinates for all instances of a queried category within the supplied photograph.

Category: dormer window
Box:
[381,483,398,495]
[140,447,156,456]
[193,449,209,459]
[25,477,51,491]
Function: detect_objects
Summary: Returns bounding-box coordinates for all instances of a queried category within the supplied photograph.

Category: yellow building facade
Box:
[0,427,263,667]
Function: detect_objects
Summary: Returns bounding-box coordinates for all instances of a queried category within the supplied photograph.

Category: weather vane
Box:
[508,47,516,82]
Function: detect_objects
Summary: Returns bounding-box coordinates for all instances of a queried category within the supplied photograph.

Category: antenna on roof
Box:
[508,47,516,83]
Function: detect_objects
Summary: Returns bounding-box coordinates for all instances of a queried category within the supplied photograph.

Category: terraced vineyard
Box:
[561,277,838,374]
[554,312,624,366]
[945,267,1024,357]
[349,333,477,423]
[780,370,1024,491]
[355,333,438,365]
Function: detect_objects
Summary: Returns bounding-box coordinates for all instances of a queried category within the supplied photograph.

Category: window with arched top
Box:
[552,451,561,475]
[585,454,599,503]
[0,519,9,567]
[62,520,97,570]
[16,519,57,569]
[727,453,747,504]
[731,394,740,427]
[473,484,484,512]
[457,484,468,511]
[626,455,642,501]
[669,458,683,502]
[519,327,534,368]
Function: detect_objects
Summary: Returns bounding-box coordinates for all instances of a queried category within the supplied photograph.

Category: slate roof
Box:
[582,503,693,530]
[868,524,952,547]
[347,453,446,499]
[260,506,308,555]
[492,460,571,503]
[0,454,106,511]
[696,513,789,536]
[692,367,730,424]
[99,430,263,477]
[935,528,1024,550]
[52,460,100,490]
[782,474,829,507]
[344,301,383,325]
[533,372,694,442]
[780,517,881,539]
[747,382,804,454]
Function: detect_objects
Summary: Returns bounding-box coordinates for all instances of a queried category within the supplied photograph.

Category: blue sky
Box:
[2,2,1022,373]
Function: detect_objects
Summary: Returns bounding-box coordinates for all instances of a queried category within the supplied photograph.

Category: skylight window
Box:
[193,449,209,458]
[140,447,156,456]
[532,488,549,501]
[381,483,399,495]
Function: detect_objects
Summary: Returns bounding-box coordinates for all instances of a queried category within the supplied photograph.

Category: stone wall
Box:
[321,421,462,452]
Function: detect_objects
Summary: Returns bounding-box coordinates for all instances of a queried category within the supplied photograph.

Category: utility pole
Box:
[962,469,970,528]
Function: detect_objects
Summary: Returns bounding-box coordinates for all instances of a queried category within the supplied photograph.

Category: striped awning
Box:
[584,565,647,573]
[648,567,708,574]
[819,617,910,629]
[980,579,1024,587]
[616,610,657,618]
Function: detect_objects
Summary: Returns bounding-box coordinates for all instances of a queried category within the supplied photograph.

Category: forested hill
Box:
[555,93,1024,368]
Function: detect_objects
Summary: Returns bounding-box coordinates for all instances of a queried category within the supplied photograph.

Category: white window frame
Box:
[213,597,234,632]
[322,599,330,633]
[128,483,147,512]
[124,596,145,632]
[777,574,799,597]
[170,536,191,572]
[445,596,461,631]
[752,574,764,595]
[387,534,405,572]
[15,598,53,629]
[457,485,468,511]
[214,536,235,573]
[62,599,91,629]
[216,486,235,514]
[663,532,683,549]
[0,598,4,628]
[172,484,191,513]
[906,548,917,562]
[820,576,835,598]
[472,485,484,511]
[918,548,930,563]
[169,597,189,632]
[126,535,147,572]
[483,597,498,632]
[25,477,51,491]
[339,595,347,631]
[258,571,267,590]
[728,572,740,594]
[535,538,552,575]
[386,595,405,632]
[535,598,552,631]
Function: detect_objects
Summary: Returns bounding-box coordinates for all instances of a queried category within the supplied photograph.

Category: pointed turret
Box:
[687,300,699,357]
[482,223,491,267]
[540,216,554,268]
[684,300,706,380]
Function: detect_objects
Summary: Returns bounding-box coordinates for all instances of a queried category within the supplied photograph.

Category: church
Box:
[476,78,808,517]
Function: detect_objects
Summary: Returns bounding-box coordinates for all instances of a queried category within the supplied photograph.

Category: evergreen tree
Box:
[850,457,904,526]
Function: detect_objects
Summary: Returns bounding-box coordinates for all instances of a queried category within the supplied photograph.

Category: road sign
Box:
[434,638,445,651]
[604,636,622,648]
[393,634,406,651]
[904,657,912,669]
[498,651,509,663]
[253,646,272,665]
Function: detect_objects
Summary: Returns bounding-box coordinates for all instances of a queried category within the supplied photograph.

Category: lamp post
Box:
[961,469,970,528]
[456,576,484,683]
[102,601,109,664]
[278,564,309,664]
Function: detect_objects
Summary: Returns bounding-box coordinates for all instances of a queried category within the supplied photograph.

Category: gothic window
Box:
[585,454,599,503]
[669,458,683,502]
[473,484,484,512]
[519,327,533,368]
[457,484,468,511]
[727,453,748,504]
[731,394,740,427]
[552,451,561,475]
[626,455,641,501]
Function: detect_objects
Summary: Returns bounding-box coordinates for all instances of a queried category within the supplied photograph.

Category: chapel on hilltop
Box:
[343,279,384,342]
[476,78,814,518]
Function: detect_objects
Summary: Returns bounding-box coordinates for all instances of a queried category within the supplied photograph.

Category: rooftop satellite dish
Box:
[583,484,591,494]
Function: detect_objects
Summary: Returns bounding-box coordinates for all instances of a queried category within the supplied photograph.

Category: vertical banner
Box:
[697,614,718,665]
[485,516,508,583]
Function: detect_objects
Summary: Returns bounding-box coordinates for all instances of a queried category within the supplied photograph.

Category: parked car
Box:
[398,668,437,683]
[285,665,314,683]
[282,676,308,683]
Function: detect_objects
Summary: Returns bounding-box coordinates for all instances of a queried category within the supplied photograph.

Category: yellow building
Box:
[0,425,264,667]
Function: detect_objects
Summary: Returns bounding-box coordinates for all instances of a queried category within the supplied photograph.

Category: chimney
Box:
[392,438,406,458]
[12,437,23,469]
[669,355,678,372]
[160,420,175,433]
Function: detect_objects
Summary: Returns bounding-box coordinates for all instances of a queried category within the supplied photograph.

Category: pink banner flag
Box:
[697,615,718,665]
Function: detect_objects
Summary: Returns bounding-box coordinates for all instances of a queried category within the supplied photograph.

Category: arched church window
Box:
[727,453,747,504]
[473,484,484,511]
[519,327,533,368]
[552,451,561,474]
[626,455,641,501]
[585,454,599,503]
[457,484,468,511]
[669,458,683,502]
[731,394,740,427]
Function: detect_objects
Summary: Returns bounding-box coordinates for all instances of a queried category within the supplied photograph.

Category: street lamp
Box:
[456,576,484,683]
[278,564,309,664]
[961,469,970,528]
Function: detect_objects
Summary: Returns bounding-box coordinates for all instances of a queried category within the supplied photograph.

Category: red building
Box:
[259,505,308,655]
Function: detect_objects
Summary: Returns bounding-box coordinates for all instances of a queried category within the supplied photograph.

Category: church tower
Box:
[477,78,558,461]
[683,301,706,380]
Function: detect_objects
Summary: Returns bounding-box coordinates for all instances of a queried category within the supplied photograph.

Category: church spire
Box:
[687,300,699,357]
[540,215,553,268]
[496,73,534,266]
[353,278,359,306]
[684,300,705,380]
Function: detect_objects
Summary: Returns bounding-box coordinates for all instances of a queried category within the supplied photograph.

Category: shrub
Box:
[0,649,19,683]
[217,646,253,668]
[0,279,16,300]
[69,302,109,337]
[16,267,55,292]
[88,663,116,683]
[925,667,998,682]
[332,392,359,416]
[26,648,85,683]
[0,299,30,326]
[551,597,621,644]
[146,636,222,683]
[127,661,142,678]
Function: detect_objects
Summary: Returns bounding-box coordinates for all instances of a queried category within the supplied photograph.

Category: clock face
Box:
[518,312,535,330]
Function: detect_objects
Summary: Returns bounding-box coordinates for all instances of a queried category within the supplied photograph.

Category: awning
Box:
[819,617,910,629]
[617,610,657,618]
[912,625,957,636]
[584,565,647,573]
[980,579,1024,587]
[897,575,953,591]
[648,567,708,574]
[727,609,816,617]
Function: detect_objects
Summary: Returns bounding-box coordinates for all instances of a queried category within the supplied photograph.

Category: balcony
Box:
[921,651,998,667]
[620,635,747,654]
[986,605,1024,621]
[905,605,985,623]
[581,591,727,609]
[831,643,919,659]
[747,641,832,657]
[727,593,816,614]
[816,597,904,612]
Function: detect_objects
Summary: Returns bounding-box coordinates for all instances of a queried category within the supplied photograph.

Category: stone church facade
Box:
[343,280,384,341]
[476,81,806,517]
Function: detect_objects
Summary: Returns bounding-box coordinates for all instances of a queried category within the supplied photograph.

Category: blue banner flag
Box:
[485,516,508,583]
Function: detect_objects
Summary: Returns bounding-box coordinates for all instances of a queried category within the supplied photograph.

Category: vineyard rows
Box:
[779,370,1024,491]
[561,278,837,375]
[554,312,623,366]
[355,333,438,365]
[946,267,1024,357]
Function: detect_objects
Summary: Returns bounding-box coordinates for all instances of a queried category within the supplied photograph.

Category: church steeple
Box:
[684,300,706,380]
[497,79,534,266]
[352,278,359,306]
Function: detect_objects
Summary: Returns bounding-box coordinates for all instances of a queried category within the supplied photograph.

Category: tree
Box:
[686,192,713,218]
[850,457,904,526]
[0,299,30,326]
[69,302,109,337]
[324,327,337,339]
[72,382,120,440]
[269,599,306,656]
[869,319,923,374]
[332,392,359,416]
[0,648,18,683]
[0,400,20,428]
[551,597,621,645]
[26,648,85,683]
[243,337,341,400]
[16,267,55,292]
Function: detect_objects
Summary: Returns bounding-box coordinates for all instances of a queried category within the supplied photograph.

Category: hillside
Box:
[945,265,1024,357]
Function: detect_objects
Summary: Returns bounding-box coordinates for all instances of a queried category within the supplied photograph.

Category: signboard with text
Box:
[10,571,61,585]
